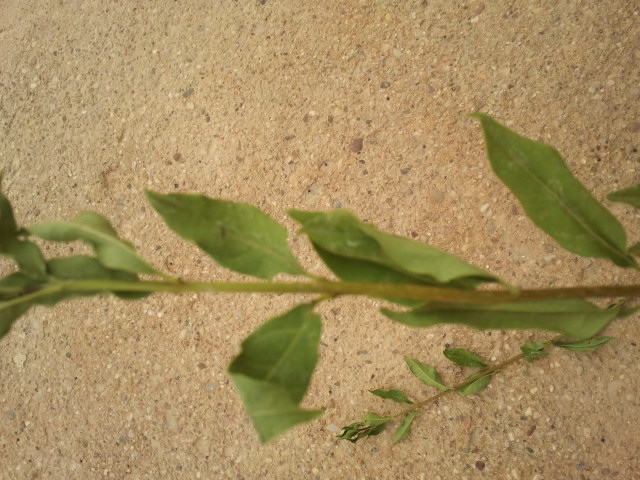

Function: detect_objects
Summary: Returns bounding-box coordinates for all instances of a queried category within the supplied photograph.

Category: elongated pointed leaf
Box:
[472,114,636,268]
[393,411,417,443]
[553,336,613,353]
[404,357,449,391]
[228,303,322,442]
[520,341,549,362]
[147,191,305,279]
[443,348,487,367]
[608,184,640,209]
[289,209,499,287]
[338,413,390,443]
[28,212,159,275]
[383,299,620,339]
[459,373,492,396]
[370,388,414,404]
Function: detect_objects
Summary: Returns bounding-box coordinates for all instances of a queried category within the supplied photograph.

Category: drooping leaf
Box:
[520,341,549,362]
[608,184,640,209]
[28,212,159,276]
[0,273,40,338]
[147,191,305,280]
[404,357,449,391]
[471,113,636,268]
[458,373,492,396]
[443,348,487,367]
[553,336,614,353]
[383,299,620,339]
[228,303,322,442]
[370,388,414,404]
[393,411,417,443]
[289,209,499,287]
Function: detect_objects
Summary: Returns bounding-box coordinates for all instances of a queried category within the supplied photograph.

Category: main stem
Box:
[8,278,640,309]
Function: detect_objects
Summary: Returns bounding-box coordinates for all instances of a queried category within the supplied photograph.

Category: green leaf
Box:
[383,299,620,339]
[459,373,492,396]
[471,113,636,268]
[28,212,159,276]
[0,273,39,338]
[369,388,414,404]
[393,411,417,444]
[608,184,640,209]
[404,357,449,391]
[289,209,499,287]
[520,341,549,362]
[0,181,47,279]
[553,336,613,353]
[629,242,640,257]
[338,414,389,443]
[147,191,305,280]
[46,255,148,300]
[443,348,487,367]
[228,303,322,442]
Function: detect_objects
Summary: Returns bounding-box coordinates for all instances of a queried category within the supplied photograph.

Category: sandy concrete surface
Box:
[1,1,639,478]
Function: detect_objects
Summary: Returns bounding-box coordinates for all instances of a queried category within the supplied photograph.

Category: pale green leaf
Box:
[459,373,492,395]
[553,336,613,353]
[443,348,487,367]
[471,113,636,268]
[520,341,549,362]
[228,303,322,442]
[404,357,449,391]
[608,184,640,209]
[289,209,499,287]
[369,388,414,404]
[393,411,417,443]
[147,191,305,279]
[383,299,620,339]
[28,212,159,275]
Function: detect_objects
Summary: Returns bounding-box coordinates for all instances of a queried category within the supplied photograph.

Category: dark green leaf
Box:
[289,209,500,287]
[228,303,322,442]
[608,184,640,209]
[338,414,389,443]
[393,411,417,443]
[0,273,39,338]
[459,373,492,395]
[629,242,640,257]
[147,191,305,279]
[553,336,613,353]
[471,114,636,268]
[520,341,549,362]
[404,357,449,391]
[28,212,159,276]
[443,348,487,367]
[383,299,619,339]
[369,388,414,404]
[0,182,47,279]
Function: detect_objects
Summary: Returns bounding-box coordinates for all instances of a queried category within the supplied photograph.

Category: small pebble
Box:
[326,424,340,432]
[380,81,391,88]
[13,353,26,368]
[349,138,364,153]
[476,461,485,471]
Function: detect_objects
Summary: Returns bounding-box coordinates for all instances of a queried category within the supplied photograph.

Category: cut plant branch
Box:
[1,114,638,443]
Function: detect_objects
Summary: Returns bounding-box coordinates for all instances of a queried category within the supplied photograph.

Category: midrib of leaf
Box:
[499,140,627,261]
[219,221,300,273]
[263,325,307,385]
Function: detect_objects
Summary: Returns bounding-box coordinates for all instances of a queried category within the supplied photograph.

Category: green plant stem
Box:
[4,279,640,312]
[392,335,563,420]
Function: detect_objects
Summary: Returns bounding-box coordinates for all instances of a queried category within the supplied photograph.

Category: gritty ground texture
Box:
[1,1,639,478]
